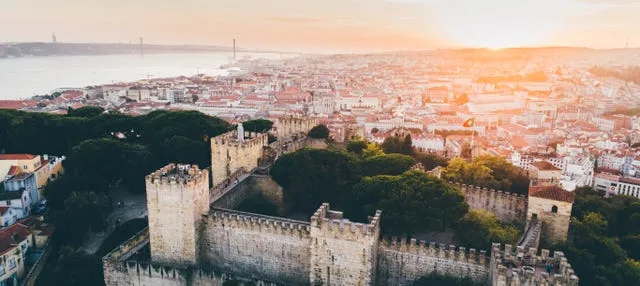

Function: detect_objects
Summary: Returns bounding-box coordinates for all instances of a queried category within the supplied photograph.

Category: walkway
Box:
[81,191,147,254]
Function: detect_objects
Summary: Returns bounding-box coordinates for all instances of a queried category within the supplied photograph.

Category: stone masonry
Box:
[104,122,578,286]
[146,164,209,266]
[210,130,268,187]
[309,204,381,286]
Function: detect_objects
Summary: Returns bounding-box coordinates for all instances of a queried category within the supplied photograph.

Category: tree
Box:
[63,138,152,192]
[402,134,414,155]
[362,142,384,158]
[415,152,448,170]
[347,140,368,156]
[308,124,330,139]
[442,155,530,195]
[561,189,640,286]
[37,246,104,286]
[347,140,384,158]
[359,154,416,177]
[155,135,209,168]
[381,135,413,155]
[242,119,274,133]
[454,210,520,250]
[270,149,361,213]
[67,106,105,118]
[352,171,468,235]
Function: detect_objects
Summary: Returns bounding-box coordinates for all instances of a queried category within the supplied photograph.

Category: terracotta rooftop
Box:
[530,185,576,203]
[530,160,561,171]
[0,223,31,255]
[0,154,37,160]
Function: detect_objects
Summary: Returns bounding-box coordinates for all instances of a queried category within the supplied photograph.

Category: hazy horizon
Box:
[2,0,639,53]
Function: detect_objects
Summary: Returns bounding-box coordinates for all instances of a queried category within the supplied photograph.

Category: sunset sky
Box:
[1,0,639,52]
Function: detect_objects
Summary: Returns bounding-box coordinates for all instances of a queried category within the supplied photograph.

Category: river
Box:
[0,52,287,99]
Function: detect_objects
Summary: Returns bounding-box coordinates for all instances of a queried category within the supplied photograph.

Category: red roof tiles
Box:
[0,223,31,255]
[530,160,561,171]
[530,185,576,203]
[0,154,37,160]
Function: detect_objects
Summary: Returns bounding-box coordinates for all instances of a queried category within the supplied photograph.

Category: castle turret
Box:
[309,203,382,286]
[527,185,575,245]
[146,164,209,265]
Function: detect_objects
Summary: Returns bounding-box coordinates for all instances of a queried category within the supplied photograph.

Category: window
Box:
[22,165,28,170]
[551,205,558,213]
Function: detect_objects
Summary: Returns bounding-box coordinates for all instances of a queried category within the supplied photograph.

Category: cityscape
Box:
[1,1,640,286]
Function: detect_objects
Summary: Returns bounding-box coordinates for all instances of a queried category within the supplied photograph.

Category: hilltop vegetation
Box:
[0,108,232,286]
[561,187,640,285]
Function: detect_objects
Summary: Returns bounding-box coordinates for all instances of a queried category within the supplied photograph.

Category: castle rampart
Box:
[276,116,319,140]
[377,238,489,286]
[490,243,579,286]
[309,203,382,286]
[211,130,268,187]
[200,208,311,285]
[452,182,528,222]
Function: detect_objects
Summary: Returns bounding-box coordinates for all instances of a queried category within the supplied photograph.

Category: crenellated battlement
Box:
[211,130,268,148]
[145,163,208,186]
[205,207,311,236]
[276,115,319,139]
[310,203,381,239]
[103,228,150,265]
[125,262,189,281]
[380,237,488,267]
[490,243,579,286]
[450,181,529,222]
[449,181,528,199]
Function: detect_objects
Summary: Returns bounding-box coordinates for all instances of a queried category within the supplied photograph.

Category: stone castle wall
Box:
[146,165,209,266]
[211,131,268,187]
[276,116,319,140]
[200,208,312,285]
[526,197,572,245]
[309,204,381,286]
[121,262,278,286]
[210,174,288,215]
[103,227,150,286]
[377,238,489,286]
[490,243,579,286]
[452,182,528,222]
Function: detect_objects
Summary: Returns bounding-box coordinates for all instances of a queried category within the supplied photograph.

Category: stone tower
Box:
[146,164,209,265]
[210,130,268,187]
[309,203,382,286]
[527,185,575,245]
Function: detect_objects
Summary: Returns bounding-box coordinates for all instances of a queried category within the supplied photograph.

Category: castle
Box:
[103,118,579,286]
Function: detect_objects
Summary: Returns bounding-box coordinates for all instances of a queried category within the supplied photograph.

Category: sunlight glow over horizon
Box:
[0,0,639,51]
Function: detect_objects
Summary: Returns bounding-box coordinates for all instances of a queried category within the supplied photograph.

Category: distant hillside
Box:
[0,42,272,58]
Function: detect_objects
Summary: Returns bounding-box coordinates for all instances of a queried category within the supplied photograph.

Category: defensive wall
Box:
[104,115,578,285]
[276,116,319,140]
[103,226,278,286]
[377,238,489,286]
[449,182,528,222]
[490,243,579,286]
[211,130,268,187]
[201,208,311,285]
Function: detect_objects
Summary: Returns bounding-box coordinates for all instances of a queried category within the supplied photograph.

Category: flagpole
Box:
[470,126,475,159]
